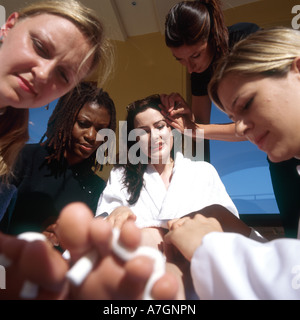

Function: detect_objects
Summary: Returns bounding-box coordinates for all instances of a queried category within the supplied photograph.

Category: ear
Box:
[291,56,300,74]
[1,12,20,37]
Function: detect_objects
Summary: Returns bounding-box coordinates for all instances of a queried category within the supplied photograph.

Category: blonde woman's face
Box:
[0,13,94,109]
[218,67,300,162]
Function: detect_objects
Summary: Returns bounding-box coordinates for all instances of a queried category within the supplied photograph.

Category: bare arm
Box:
[165,205,251,261]
[160,93,246,142]
[191,95,211,124]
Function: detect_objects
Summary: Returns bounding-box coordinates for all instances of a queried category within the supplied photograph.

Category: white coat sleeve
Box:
[191,232,300,300]
[95,167,128,217]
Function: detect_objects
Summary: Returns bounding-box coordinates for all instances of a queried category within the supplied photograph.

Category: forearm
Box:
[188,205,251,237]
[194,122,246,142]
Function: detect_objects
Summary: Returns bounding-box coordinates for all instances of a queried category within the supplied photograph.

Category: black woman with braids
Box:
[0,82,116,244]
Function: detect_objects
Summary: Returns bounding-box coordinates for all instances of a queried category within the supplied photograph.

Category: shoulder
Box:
[228,22,260,35]
[107,165,126,182]
[177,154,218,174]
[19,143,49,161]
[228,22,260,47]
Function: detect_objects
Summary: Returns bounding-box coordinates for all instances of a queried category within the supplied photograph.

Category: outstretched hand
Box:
[165,214,223,262]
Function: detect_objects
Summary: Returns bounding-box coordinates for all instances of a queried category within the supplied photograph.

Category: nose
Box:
[235,118,252,137]
[150,127,161,141]
[187,60,196,74]
[84,127,97,143]
[32,61,55,84]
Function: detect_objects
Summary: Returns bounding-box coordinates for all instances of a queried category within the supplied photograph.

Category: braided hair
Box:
[40,81,116,171]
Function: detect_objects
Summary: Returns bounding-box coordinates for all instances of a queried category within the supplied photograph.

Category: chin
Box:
[267,150,294,163]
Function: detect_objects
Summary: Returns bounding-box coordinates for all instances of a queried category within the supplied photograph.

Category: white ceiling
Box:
[1,0,260,41]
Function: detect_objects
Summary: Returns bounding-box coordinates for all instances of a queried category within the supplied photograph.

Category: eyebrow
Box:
[231,95,240,112]
[37,30,77,77]
[136,118,166,130]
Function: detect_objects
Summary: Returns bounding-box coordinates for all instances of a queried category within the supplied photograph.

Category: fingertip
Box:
[90,218,113,255]
[119,220,141,250]
[56,202,94,255]
[151,273,179,300]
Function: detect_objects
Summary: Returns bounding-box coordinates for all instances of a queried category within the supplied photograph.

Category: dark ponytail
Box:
[165,0,228,59]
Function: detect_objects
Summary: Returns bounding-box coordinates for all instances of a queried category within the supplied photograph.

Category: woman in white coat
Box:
[96,94,256,234]
[96,94,263,298]
[165,27,300,300]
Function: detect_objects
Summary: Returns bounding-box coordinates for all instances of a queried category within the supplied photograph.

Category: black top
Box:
[191,22,260,96]
[1,143,106,235]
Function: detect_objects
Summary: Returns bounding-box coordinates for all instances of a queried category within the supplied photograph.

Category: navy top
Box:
[191,22,260,96]
[1,143,106,235]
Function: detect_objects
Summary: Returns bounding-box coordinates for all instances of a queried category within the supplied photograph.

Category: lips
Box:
[254,132,269,150]
[151,142,163,153]
[79,144,94,153]
[17,76,37,95]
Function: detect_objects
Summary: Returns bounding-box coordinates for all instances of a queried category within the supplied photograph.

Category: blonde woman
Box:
[165,28,300,299]
[0,0,112,182]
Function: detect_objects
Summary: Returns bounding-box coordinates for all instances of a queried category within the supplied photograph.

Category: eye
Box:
[32,37,49,58]
[156,121,167,130]
[77,120,90,129]
[192,53,201,59]
[57,67,69,84]
[242,97,254,111]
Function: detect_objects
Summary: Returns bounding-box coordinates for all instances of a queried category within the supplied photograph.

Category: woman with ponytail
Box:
[163,0,259,160]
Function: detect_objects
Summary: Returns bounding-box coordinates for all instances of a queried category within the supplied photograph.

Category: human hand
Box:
[105,206,136,229]
[164,214,223,261]
[43,223,59,247]
[160,93,193,118]
[160,93,195,134]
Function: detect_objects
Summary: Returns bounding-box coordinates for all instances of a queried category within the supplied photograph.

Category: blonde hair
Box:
[209,27,300,111]
[18,0,114,86]
[0,0,113,182]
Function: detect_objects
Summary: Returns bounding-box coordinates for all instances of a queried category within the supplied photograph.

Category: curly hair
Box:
[41,81,116,172]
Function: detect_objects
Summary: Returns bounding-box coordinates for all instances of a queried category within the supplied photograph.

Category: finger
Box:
[56,202,94,258]
[90,218,113,256]
[119,220,141,251]
[167,218,179,230]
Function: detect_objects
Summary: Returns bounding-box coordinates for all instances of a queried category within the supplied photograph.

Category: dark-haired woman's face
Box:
[134,108,173,164]
[170,41,214,74]
[66,102,111,165]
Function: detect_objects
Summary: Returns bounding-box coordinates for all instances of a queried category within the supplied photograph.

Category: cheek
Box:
[138,136,150,152]
[71,125,82,143]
